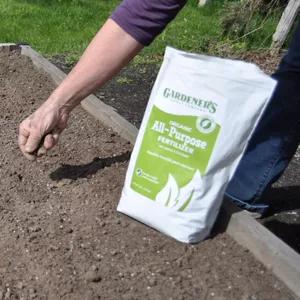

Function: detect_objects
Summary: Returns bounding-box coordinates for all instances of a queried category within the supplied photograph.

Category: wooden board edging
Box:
[223,202,300,299]
[1,43,299,299]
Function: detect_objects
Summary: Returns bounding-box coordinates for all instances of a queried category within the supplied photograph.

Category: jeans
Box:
[225,21,300,215]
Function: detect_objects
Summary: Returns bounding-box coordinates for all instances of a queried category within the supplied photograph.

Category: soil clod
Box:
[84,266,102,283]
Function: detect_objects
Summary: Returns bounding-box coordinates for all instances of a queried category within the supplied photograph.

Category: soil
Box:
[0,50,296,299]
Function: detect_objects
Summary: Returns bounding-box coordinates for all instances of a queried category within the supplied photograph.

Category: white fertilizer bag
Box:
[117,47,276,243]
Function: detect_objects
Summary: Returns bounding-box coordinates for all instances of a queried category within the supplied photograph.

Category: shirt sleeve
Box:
[110,0,187,46]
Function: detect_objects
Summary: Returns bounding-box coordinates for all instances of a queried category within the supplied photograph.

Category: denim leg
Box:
[225,22,300,214]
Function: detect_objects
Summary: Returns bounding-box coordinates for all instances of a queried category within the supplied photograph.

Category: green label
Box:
[131,105,220,210]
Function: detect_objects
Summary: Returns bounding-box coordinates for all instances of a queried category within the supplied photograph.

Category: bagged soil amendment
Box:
[118,47,276,243]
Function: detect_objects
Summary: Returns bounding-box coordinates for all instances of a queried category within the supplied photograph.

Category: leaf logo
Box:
[155,170,202,212]
[136,168,143,176]
[196,116,216,134]
[155,174,179,208]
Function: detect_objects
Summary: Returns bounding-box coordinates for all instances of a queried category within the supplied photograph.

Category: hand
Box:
[18,101,69,161]
[18,19,143,161]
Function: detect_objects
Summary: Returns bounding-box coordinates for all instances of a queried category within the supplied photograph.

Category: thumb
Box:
[25,132,42,153]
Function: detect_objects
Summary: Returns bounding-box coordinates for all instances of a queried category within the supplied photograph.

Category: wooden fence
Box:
[272,0,300,49]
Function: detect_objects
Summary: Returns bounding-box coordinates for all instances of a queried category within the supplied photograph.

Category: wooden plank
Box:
[0,43,21,53]
[223,201,300,299]
[20,45,138,144]
[272,0,300,49]
[80,94,138,144]
[21,45,66,85]
[2,43,300,298]
[198,0,210,7]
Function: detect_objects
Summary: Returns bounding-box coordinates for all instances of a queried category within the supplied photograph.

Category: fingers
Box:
[37,129,61,157]
[37,145,47,157]
[23,151,37,161]
[43,129,60,150]
[19,121,37,161]
[19,120,49,160]
[19,116,44,154]
[18,125,29,148]
[43,134,55,150]
[25,132,43,154]
[18,104,69,161]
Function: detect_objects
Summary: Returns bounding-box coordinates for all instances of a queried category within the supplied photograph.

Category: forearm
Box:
[47,19,143,112]
[44,0,188,113]
[18,0,186,159]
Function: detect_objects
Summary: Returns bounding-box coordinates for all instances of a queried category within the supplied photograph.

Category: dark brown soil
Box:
[0,49,296,300]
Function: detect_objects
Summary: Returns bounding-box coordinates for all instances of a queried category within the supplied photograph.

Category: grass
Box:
[0,0,119,56]
[0,0,283,63]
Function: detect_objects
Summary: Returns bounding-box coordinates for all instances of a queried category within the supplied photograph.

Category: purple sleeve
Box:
[111,0,187,46]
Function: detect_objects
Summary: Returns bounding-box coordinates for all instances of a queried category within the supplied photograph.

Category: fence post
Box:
[272,0,300,49]
[198,0,210,7]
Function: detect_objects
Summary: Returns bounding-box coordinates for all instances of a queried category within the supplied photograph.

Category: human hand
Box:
[18,101,69,160]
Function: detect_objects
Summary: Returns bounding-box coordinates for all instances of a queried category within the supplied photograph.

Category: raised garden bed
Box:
[0,46,298,299]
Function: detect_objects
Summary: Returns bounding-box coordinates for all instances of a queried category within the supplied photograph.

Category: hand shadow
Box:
[49,151,131,181]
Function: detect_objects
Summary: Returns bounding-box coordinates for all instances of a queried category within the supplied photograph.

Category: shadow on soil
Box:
[212,186,300,253]
[264,186,300,214]
[262,185,300,252]
[263,220,300,252]
[49,151,131,181]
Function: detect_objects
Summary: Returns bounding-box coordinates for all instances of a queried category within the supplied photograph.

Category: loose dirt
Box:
[0,49,296,300]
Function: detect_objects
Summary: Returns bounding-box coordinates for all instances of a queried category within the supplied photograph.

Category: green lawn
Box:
[0,0,281,62]
[0,0,119,56]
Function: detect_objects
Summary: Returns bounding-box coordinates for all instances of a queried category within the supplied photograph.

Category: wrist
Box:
[46,89,76,115]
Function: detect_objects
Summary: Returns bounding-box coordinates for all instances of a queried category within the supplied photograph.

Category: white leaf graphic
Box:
[155,174,179,208]
[175,170,202,212]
